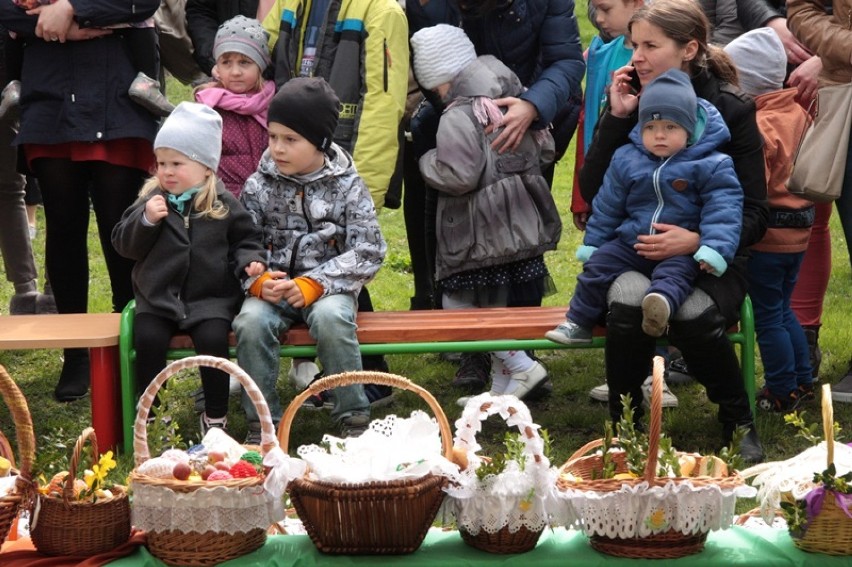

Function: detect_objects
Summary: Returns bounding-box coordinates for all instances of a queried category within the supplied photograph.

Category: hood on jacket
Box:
[446,55,524,100]
[628,97,730,160]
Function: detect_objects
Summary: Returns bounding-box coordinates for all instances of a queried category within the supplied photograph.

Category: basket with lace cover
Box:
[741,384,852,555]
[129,356,289,566]
[556,357,755,559]
[446,393,561,554]
[278,370,458,555]
[0,364,35,545]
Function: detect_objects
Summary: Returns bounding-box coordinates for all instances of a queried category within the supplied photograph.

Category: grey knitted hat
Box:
[213,15,272,71]
[154,102,223,171]
[639,69,698,137]
[411,24,477,90]
[724,27,786,97]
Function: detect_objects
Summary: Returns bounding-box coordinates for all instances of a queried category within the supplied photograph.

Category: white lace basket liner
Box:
[129,356,288,535]
[557,357,755,544]
[445,393,562,537]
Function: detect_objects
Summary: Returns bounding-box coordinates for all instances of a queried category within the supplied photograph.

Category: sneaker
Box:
[545,319,593,345]
[128,72,175,117]
[589,383,609,402]
[666,355,694,385]
[457,390,502,408]
[756,386,800,413]
[641,375,679,408]
[288,360,320,391]
[641,293,670,337]
[244,424,263,446]
[199,412,227,436]
[339,414,370,438]
[452,353,490,391]
[365,384,395,409]
[503,361,549,401]
[301,391,328,411]
[0,80,21,121]
[832,363,852,403]
[523,378,553,401]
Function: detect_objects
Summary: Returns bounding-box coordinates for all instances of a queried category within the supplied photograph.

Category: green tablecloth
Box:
[107,526,848,566]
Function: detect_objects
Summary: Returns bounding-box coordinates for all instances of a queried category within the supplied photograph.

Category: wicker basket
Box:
[449,393,553,554]
[30,427,131,556]
[0,364,35,545]
[557,357,746,559]
[279,370,452,554]
[788,384,852,555]
[129,355,281,566]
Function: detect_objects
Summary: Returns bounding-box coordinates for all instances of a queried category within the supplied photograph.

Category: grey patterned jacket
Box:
[240,144,386,297]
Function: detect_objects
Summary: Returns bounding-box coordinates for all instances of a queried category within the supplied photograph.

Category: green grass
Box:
[1,3,851,504]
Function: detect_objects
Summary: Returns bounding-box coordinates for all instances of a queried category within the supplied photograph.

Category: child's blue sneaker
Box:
[545,320,593,344]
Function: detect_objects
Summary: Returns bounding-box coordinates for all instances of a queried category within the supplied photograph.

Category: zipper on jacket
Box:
[383,39,389,92]
[649,156,673,234]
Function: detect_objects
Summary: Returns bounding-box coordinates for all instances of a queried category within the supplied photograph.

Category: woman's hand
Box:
[767,18,812,66]
[635,223,700,260]
[29,0,74,42]
[487,97,537,154]
[609,65,640,118]
[788,55,822,106]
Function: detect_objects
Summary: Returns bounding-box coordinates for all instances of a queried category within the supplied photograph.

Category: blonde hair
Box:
[138,172,229,220]
[629,0,739,86]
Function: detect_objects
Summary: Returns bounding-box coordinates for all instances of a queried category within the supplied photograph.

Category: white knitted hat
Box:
[154,102,223,171]
[411,24,477,90]
[724,28,786,97]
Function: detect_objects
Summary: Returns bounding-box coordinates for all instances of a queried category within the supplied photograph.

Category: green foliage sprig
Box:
[475,429,553,483]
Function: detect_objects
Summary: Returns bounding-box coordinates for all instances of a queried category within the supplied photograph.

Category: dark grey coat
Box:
[111,184,265,329]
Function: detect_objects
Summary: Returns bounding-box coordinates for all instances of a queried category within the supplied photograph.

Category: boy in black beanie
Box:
[234,77,387,441]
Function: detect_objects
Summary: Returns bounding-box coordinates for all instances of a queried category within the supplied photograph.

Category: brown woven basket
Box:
[557,357,744,559]
[0,364,35,545]
[129,355,278,566]
[789,384,852,555]
[279,370,452,555]
[452,395,548,554]
[30,427,131,556]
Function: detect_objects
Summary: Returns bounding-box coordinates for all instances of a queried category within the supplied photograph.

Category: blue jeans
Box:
[746,250,812,396]
[233,294,370,428]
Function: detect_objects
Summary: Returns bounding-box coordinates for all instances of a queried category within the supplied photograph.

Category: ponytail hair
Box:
[629,0,739,86]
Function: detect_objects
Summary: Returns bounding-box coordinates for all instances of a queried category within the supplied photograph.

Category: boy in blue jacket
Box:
[547,69,743,343]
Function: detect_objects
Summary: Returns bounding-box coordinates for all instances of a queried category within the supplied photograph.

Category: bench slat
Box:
[0,313,121,349]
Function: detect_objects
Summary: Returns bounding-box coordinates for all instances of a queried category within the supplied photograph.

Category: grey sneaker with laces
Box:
[545,319,593,344]
[199,412,227,436]
[339,413,370,438]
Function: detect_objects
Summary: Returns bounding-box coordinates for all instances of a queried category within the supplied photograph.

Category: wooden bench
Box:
[0,313,123,452]
[118,299,756,454]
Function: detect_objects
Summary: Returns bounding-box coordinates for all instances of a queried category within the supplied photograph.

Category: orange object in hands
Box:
[248,272,274,298]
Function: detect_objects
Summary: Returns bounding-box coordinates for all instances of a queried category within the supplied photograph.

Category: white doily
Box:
[295,411,458,484]
[740,441,852,525]
[558,479,756,538]
[131,482,284,534]
[445,393,562,535]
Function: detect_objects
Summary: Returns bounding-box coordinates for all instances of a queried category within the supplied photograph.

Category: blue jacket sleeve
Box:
[696,156,744,266]
[520,0,585,127]
[584,156,628,248]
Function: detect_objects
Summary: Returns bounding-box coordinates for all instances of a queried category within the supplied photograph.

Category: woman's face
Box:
[629,20,698,86]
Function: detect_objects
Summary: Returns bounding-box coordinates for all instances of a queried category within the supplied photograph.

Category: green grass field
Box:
[1,1,851,500]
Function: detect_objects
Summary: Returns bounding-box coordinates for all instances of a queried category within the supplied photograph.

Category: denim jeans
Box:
[233,294,370,428]
[747,250,812,396]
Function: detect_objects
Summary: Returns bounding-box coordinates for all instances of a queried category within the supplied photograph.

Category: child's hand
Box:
[245,262,266,277]
[609,65,640,118]
[145,195,168,223]
[699,260,716,275]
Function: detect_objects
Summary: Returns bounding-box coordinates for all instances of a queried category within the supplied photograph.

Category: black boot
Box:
[723,422,764,464]
[53,348,90,402]
[803,325,821,381]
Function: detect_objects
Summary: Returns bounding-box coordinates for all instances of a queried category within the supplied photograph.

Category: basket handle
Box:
[822,384,834,469]
[558,437,622,476]
[61,427,98,506]
[455,394,546,468]
[278,370,453,460]
[133,355,277,465]
[0,365,35,494]
[643,356,665,484]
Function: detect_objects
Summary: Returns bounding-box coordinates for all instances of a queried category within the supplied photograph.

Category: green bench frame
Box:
[118,298,756,454]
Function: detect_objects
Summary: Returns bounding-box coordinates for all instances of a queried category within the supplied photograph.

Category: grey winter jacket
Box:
[111,183,265,329]
[240,144,386,297]
[419,56,562,281]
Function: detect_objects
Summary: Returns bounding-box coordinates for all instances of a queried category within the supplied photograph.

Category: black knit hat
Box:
[268,77,340,152]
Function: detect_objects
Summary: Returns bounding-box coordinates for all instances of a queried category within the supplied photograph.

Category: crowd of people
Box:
[0,0,850,463]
